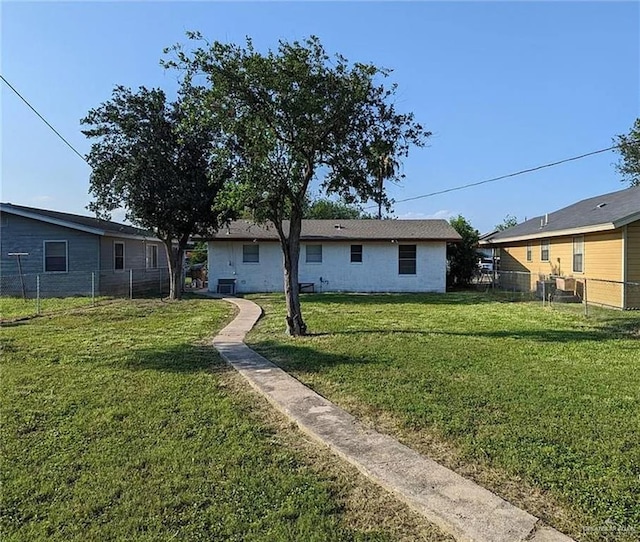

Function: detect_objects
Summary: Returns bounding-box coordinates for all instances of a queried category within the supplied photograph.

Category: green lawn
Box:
[247,293,640,542]
[0,295,112,321]
[1,298,450,542]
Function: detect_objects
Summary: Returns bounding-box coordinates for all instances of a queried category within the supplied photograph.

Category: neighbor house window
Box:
[306,244,322,263]
[243,244,259,263]
[350,244,363,263]
[44,241,67,272]
[114,242,125,270]
[146,244,158,269]
[526,243,532,262]
[540,240,550,262]
[398,244,416,275]
[573,236,584,273]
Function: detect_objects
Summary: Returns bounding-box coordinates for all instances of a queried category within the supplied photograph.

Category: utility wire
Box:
[0,73,617,199]
[376,146,617,208]
[1,74,89,165]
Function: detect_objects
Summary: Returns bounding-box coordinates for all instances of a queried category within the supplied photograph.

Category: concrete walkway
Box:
[210,296,574,542]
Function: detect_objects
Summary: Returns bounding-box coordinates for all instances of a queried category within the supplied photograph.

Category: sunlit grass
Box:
[2,298,447,541]
[247,292,640,541]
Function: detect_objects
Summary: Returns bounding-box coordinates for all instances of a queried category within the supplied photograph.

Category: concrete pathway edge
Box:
[209,295,574,542]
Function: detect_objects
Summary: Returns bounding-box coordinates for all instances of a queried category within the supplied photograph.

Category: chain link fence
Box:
[1,268,171,321]
[474,270,640,314]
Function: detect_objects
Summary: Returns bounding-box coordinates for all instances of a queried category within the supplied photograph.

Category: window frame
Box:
[540,239,550,262]
[398,244,417,275]
[114,241,125,271]
[146,243,159,269]
[350,244,363,263]
[43,240,68,273]
[572,235,584,273]
[242,243,260,264]
[305,244,323,264]
[526,243,532,262]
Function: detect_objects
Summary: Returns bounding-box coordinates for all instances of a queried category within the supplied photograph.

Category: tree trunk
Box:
[163,240,185,300]
[280,216,307,336]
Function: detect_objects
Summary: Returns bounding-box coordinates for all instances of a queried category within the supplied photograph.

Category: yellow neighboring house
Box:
[481,185,640,309]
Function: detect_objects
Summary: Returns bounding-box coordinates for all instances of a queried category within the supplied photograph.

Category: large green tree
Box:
[81,85,232,299]
[166,34,429,335]
[614,118,640,187]
[304,198,371,219]
[495,214,518,232]
[447,215,480,288]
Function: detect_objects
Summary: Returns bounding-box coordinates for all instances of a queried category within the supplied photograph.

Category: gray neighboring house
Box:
[0,203,169,297]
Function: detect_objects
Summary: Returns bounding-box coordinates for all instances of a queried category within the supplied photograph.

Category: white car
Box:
[478,257,494,273]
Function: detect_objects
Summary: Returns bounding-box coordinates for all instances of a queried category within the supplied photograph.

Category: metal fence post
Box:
[583,278,588,317]
[91,272,95,306]
[542,280,546,307]
[129,269,133,300]
[36,274,41,315]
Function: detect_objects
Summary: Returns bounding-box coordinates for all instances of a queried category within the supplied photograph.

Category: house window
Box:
[526,243,532,262]
[573,236,584,273]
[350,244,363,263]
[540,240,550,262]
[114,242,125,270]
[398,244,416,275]
[243,244,259,263]
[146,244,158,269]
[306,244,322,263]
[44,241,67,272]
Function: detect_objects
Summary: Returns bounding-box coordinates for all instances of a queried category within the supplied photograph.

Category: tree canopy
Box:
[165,34,429,334]
[614,118,640,187]
[81,84,232,299]
[495,214,518,232]
[303,198,371,220]
[447,215,480,288]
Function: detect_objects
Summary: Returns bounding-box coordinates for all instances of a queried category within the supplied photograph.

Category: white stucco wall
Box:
[208,240,447,293]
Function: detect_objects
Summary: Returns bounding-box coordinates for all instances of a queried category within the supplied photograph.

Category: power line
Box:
[1,74,89,165]
[377,146,617,208]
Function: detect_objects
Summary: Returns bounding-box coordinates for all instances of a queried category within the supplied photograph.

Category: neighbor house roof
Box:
[207,219,462,242]
[481,185,640,244]
[0,202,157,240]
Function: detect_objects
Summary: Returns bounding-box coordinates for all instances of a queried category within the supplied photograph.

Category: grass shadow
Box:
[121,343,232,374]
[298,292,514,306]
[307,327,607,342]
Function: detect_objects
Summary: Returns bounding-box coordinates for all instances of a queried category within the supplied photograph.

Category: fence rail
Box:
[0,268,171,320]
[474,270,640,312]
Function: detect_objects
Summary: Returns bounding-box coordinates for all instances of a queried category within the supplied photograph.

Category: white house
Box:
[207,219,461,294]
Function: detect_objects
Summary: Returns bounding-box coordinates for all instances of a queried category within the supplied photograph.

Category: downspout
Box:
[622,225,628,309]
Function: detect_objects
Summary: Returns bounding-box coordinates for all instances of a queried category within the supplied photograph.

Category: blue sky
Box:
[2,1,638,233]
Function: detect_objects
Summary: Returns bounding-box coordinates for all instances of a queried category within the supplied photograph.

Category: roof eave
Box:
[480,222,616,245]
[2,205,156,240]
[2,206,106,236]
[613,211,640,229]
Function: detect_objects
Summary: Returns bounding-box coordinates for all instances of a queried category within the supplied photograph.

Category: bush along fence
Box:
[476,270,640,313]
[0,268,171,320]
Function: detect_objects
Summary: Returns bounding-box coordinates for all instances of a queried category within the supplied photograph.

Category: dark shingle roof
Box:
[484,185,640,243]
[0,203,155,239]
[209,219,461,241]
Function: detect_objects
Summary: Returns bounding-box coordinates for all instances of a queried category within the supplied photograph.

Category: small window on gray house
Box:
[350,244,363,263]
[306,244,322,263]
[243,244,259,263]
[146,244,158,269]
[114,242,125,270]
[44,241,67,272]
[398,244,416,275]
